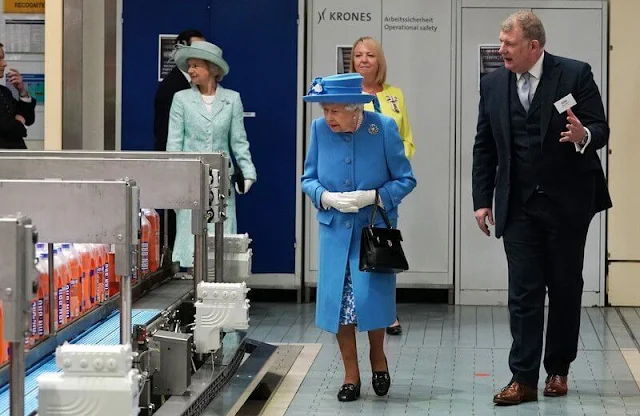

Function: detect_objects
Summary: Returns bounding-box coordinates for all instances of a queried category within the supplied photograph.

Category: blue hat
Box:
[303,73,375,104]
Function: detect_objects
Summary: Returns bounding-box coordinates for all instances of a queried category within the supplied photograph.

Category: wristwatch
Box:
[579,128,588,146]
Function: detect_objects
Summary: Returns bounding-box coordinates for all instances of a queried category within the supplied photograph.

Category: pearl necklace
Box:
[201,94,215,105]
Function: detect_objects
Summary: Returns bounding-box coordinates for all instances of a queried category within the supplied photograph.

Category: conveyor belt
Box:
[0,309,162,416]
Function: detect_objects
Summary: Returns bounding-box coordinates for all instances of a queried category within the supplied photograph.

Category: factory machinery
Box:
[0,151,278,416]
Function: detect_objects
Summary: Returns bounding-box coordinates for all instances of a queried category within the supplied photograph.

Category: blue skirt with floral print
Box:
[339,265,357,325]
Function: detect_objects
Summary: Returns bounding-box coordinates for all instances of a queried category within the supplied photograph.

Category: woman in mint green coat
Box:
[167,41,256,268]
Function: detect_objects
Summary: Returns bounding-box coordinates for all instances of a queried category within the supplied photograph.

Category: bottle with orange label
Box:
[108,249,119,298]
[61,243,82,320]
[75,244,95,312]
[92,244,105,304]
[140,212,151,278]
[151,209,161,272]
[37,252,50,338]
[26,251,47,347]
[27,282,38,347]
[99,244,110,301]
[142,209,160,273]
[52,248,67,328]
[55,245,72,324]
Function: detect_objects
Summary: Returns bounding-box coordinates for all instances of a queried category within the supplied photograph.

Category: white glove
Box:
[235,179,254,194]
[320,191,358,213]
[346,190,377,209]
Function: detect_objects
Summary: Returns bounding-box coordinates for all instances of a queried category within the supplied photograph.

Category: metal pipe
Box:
[202,225,209,283]
[47,243,56,335]
[214,222,224,283]
[120,274,132,345]
[9,342,24,416]
[194,234,204,294]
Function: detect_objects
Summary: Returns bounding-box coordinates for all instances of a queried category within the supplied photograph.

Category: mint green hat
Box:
[175,41,230,79]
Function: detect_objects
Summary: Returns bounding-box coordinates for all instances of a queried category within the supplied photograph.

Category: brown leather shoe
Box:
[493,381,538,405]
[544,375,568,397]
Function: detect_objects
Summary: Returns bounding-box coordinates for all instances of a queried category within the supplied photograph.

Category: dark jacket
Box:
[0,85,36,149]
[153,66,190,151]
[472,52,612,238]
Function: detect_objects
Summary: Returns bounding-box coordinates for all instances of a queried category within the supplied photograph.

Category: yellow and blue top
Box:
[364,84,415,159]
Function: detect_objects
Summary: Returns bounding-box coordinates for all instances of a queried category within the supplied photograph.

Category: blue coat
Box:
[167,85,256,267]
[302,111,416,333]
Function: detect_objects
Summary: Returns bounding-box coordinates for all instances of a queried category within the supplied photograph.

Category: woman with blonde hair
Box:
[350,36,414,335]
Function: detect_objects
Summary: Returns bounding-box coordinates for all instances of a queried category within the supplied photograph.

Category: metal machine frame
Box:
[0,150,230,290]
[0,155,276,416]
[0,156,223,291]
[0,215,38,416]
[0,179,139,344]
[0,178,139,415]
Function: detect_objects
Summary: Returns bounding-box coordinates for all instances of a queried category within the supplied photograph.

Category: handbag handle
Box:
[369,190,393,229]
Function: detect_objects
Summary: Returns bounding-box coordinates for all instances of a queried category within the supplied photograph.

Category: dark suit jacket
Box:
[472,52,612,238]
[0,85,36,149]
[154,66,190,151]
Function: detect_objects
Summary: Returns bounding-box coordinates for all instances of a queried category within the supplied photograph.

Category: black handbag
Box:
[359,193,409,274]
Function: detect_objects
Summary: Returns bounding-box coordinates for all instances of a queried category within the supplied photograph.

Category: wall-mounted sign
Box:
[478,44,503,89]
[4,0,45,14]
[4,18,45,53]
[158,34,178,82]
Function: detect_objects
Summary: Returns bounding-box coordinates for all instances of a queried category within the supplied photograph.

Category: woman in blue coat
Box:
[301,73,416,402]
[166,41,256,268]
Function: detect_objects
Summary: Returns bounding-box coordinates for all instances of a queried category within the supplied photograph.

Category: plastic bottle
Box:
[52,248,67,327]
[152,209,161,272]
[143,209,160,273]
[76,244,95,311]
[140,212,151,278]
[55,245,72,324]
[35,242,46,258]
[92,244,105,304]
[60,244,82,320]
[100,244,110,301]
[27,244,48,346]
[37,252,50,338]
[28,275,39,347]
[108,248,119,298]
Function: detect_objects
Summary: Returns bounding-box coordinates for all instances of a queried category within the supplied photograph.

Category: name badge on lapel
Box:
[554,93,577,114]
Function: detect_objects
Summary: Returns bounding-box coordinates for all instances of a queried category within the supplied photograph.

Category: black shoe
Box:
[386,324,402,336]
[337,381,361,402]
[372,358,391,396]
[386,316,402,336]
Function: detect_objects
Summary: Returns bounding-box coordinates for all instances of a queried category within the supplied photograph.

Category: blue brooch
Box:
[368,124,379,135]
[307,77,326,95]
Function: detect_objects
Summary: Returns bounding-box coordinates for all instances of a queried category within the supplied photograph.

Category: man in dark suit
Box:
[0,42,36,149]
[154,29,204,252]
[472,11,611,405]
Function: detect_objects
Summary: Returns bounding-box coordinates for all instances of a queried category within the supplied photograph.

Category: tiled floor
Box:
[245,303,640,416]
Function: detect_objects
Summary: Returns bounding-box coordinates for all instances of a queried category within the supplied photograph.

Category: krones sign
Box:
[317,8,373,24]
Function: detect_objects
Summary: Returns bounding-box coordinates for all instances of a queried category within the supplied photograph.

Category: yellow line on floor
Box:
[621,348,640,390]
[261,343,322,416]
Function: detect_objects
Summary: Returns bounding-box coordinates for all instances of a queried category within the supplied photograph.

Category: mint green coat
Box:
[166,85,256,267]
